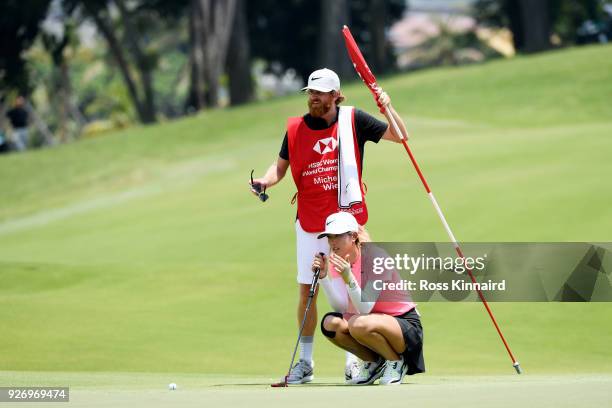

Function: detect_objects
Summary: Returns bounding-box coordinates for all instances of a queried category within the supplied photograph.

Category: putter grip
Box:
[312,252,325,275]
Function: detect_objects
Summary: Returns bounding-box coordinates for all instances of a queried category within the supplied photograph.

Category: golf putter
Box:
[271,252,324,387]
[250,169,269,202]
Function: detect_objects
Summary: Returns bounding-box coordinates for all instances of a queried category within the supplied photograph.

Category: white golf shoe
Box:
[286,359,314,384]
[346,358,386,385]
[345,356,363,383]
[379,356,407,385]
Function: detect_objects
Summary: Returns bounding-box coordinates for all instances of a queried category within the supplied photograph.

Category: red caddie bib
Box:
[287,108,368,232]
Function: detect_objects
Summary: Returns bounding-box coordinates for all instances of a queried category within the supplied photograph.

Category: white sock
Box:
[300,336,314,363]
[346,351,357,366]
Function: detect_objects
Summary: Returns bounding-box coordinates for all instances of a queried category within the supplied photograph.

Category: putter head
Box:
[270,376,289,387]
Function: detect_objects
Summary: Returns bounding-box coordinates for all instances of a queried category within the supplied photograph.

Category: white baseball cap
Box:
[317,211,359,239]
[301,68,340,93]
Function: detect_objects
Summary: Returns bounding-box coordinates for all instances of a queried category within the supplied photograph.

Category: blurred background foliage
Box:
[0,0,610,146]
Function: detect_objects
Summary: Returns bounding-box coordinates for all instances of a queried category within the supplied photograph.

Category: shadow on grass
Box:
[211,382,348,387]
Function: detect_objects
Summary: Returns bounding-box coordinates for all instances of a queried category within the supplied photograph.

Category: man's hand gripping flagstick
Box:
[342,25,522,374]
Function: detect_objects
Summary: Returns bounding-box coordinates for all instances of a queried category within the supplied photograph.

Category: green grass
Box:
[1,371,611,408]
[1,45,611,379]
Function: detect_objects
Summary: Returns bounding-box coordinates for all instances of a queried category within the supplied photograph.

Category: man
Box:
[250,68,408,384]
[6,96,29,151]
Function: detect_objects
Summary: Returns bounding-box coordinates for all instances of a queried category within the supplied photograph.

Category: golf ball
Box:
[168,383,177,390]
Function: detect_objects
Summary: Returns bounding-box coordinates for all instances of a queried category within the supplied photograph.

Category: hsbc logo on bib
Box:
[313,137,338,154]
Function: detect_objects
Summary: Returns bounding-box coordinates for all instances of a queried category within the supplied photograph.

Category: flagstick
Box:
[383,103,409,141]
[342,24,521,374]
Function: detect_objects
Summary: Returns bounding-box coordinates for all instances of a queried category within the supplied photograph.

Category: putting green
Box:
[1,371,610,408]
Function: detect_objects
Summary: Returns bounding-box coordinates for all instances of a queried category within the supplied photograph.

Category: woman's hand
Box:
[330,252,352,283]
[312,253,328,279]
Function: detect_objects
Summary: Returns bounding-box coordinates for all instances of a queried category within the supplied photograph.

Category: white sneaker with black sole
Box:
[286,359,314,384]
[346,358,386,385]
[345,356,363,384]
[379,356,407,385]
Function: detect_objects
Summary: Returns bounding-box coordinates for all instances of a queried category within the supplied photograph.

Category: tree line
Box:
[0,0,606,132]
[1,0,405,127]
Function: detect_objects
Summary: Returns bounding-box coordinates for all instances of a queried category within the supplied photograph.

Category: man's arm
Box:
[249,156,289,197]
[378,92,408,144]
[262,156,289,188]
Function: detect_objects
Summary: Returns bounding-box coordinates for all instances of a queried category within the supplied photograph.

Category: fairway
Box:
[1,45,612,406]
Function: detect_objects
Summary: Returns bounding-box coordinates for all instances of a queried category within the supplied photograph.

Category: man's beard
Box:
[308,99,332,118]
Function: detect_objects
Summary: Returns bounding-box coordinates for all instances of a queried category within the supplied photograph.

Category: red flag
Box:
[342,25,383,111]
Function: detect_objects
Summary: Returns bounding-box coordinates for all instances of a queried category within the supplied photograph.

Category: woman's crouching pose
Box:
[314,212,425,385]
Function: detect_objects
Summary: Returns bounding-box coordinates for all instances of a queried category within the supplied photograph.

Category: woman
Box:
[313,211,425,385]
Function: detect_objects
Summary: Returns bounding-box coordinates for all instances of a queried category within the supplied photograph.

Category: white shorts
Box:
[295,220,329,285]
[295,219,371,284]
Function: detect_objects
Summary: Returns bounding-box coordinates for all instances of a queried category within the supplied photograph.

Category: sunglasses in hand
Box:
[250,169,269,202]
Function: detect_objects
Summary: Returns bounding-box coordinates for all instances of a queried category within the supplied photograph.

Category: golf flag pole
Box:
[342,25,522,375]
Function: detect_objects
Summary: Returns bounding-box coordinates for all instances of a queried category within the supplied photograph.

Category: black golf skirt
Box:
[394,307,425,375]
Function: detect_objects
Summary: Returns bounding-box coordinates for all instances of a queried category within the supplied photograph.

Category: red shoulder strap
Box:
[286,117,302,146]
[286,116,303,188]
